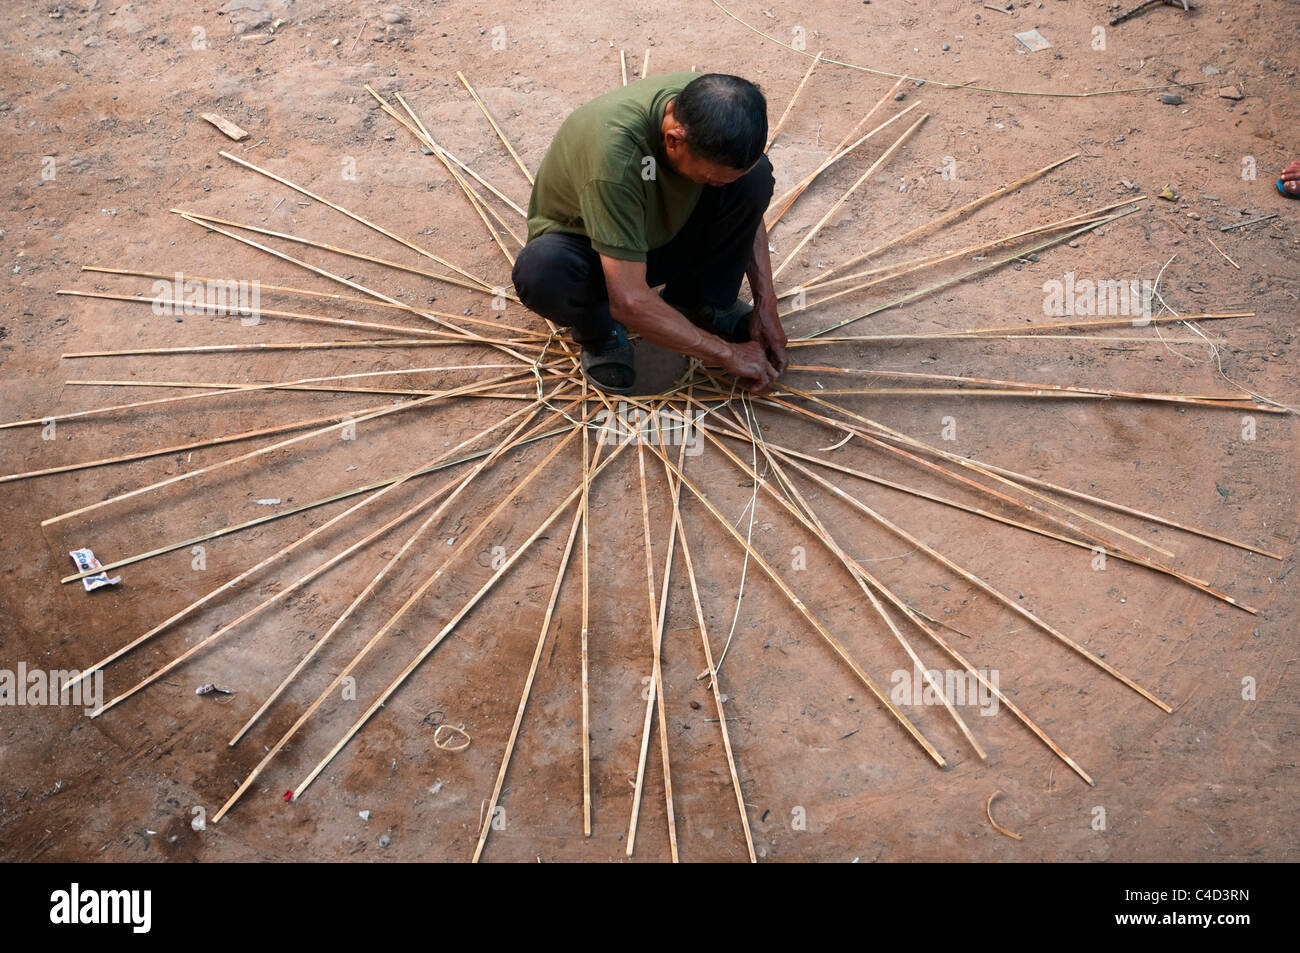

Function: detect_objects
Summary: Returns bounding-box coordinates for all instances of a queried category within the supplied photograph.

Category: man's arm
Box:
[745,218,789,376]
[600,255,780,391]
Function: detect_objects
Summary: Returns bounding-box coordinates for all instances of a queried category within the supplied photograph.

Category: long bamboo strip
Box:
[59,425,570,584]
[766,80,907,228]
[647,443,947,766]
[374,86,520,264]
[212,403,592,821]
[765,51,823,152]
[800,208,1137,337]
[91,462,468,717]
[678,399,1095,784]
[174,211,526,332]
[656,419,757,860]
[767,387,1259,612]
[40,373,517,526]
[217,149,497,291]
[395,89,524,250]
[472,501,586,862]
[579,380,593,836]
[79,266,538,325]
[707,410,988,760]
[772,112,929,280]
[786,363,1265,414]
[289,435,634,802]
[795,196,1144,296]
[63,398,562,694]
[224,400,568,746]
[767,448,1173,711]
[5,404,367,485]
[799,153,1079,288]
[456,71,535,184]
[691,410,1246,582]
[64,338,472,358]
[626,436,680,861]
[435,143,528,216]
[799,311,1257,343]
[967,457,1284,560]
[56,288,537,347]
[175,212,542,367]
[784,334,1223,346]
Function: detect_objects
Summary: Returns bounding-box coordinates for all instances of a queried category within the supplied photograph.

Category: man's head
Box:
[662,73,767,186]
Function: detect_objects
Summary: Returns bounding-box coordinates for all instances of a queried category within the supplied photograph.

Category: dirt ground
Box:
[1,0,1297,863]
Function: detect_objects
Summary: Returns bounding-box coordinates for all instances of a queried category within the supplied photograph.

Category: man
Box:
[511,72,788,394]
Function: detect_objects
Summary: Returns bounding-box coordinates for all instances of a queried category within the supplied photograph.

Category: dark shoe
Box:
[660,290,752,343]
[580,326,636,394]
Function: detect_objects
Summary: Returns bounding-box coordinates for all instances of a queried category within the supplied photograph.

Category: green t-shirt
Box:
[527,72,704,261]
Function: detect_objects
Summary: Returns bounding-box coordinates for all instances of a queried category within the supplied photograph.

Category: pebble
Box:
[1218,85,1243,100]
[1159,93,1183,105]
[379,833,391,848]
[942,44,950,51]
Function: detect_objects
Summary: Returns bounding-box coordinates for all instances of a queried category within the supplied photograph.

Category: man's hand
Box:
[745,218,788,382]
[749,296,789,376]
[720,340,780,393]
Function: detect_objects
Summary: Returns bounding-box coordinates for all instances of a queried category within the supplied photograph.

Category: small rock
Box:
[894,91,906,101]
[1218,85,1244,100]
[1202,65,1221,75]
[359,810,370,821]
[690,700,701,710]
[1158,185,1179,201]
[378,833,391,848]
[941,44,950,51]
[1160,93,1183,105]
[383,11,407,24]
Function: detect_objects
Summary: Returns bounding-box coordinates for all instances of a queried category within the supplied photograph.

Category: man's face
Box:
[663,132,754,187]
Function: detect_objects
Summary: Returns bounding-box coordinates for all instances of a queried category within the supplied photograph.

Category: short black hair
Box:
[673,74,767,170]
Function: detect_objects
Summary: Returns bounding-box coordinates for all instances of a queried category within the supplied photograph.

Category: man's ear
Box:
[664,125,688,150]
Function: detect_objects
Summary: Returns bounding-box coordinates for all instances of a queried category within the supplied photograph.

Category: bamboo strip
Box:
[224,400,570,745]
[59,425,570,584]
[795,196,1143,295]
[707,410,988,760]
[678,396,1095,784]
[801,311,1257,342]
[41,373,519,526]
[655,415,757,860]
[579,380,593,836]
[212,404,590,820]
[174,209,525,325]
[218,149,497,291]
[626,436,679,861]
[785,363,1265,414]
[456,71,535,184]
[765,51,823,152]
[798,153,1079,289]
[771,447,1173,711]
[391,88,521,255]
[800,209,1137,338]
[647,443,947,766]
[767,386,1259,613]
[772,112,930,280]
[472,501,586,862]
[766,80,907,227]
[64,398,561,693]
[56,288,536,346]
[289,434,633,802]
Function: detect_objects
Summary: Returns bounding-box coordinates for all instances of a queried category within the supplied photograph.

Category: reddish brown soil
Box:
[1,0,1297,862]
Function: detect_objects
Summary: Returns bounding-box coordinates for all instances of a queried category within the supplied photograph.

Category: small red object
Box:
[283,790,293,802]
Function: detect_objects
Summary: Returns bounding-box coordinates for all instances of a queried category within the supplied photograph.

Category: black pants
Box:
[511,155,775,344]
